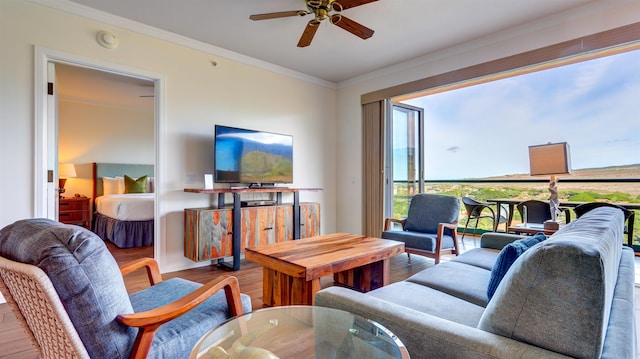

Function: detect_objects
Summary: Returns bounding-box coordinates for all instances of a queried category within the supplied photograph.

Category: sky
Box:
[400,49,640,180]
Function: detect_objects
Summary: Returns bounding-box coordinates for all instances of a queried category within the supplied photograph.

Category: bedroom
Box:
[56,63,156,255]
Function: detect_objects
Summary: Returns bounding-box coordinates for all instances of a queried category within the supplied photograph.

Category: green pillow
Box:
[124,175,148,193]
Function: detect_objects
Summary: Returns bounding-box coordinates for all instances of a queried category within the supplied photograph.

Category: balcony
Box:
[390,177,640,249]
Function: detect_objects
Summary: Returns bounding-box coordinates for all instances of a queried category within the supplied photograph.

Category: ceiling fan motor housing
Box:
[306,0,342,21]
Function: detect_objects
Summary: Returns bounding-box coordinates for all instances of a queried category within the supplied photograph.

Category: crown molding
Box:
[27,0,337,89]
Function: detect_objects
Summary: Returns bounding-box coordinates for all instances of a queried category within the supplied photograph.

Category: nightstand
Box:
[59,197,91,229]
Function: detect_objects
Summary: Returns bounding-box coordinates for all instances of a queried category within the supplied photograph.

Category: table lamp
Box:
[528,142,571,230]
[58,163,77,198]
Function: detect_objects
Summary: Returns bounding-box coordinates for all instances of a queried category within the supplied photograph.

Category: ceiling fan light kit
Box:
[250,0,377,47]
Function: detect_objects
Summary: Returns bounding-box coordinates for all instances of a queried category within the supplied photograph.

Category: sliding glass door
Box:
[385,102,424,220]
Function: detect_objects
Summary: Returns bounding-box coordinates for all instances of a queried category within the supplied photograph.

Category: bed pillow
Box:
[102,177,120,195]
[487,233,547,301]
[124,175,148,193]
[115,176,125,194]
[146,177,155,193]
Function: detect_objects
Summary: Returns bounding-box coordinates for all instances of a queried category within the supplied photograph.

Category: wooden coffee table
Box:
[245,233,405,306]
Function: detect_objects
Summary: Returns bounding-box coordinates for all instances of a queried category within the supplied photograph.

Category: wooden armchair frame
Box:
[117,257,244,359]
[0,255,244,359]
[384,218,460,264]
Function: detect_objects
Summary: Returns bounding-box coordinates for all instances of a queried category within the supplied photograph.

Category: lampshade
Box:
[528,142,571,176]
[58,163,77,178]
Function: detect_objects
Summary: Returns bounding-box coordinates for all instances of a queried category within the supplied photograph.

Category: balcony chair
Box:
[460,196,509,243]
[516,199,573,225]
[0,218,252,359]
[574,202,635,247]
[381,193,460,264]
[516,200,552,224]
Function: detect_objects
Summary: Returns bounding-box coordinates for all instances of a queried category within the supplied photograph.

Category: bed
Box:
[91,162,155,248]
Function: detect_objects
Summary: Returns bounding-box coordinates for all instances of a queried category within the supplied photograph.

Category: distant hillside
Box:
[568,164,640,178]
[486,164,640,180]
[240,151,293,182]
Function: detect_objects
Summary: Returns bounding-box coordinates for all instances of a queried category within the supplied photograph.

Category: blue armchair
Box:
[381,193,460,264]
[0,219,252,359]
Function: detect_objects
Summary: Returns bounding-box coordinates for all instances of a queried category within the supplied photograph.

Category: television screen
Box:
[214,125,293,185]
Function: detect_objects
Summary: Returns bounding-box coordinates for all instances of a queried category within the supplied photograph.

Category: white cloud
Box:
[404,50,640,179]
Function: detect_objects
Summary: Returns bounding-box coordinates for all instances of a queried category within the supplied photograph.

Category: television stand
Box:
[183,187,322,270]
[241,199,277,207]
[248,182,276,189]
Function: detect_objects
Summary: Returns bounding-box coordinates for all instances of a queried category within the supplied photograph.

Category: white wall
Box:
[58,100,155,197]
[0,0,337,276]
[1,0,638,288]
[333,0,640,234]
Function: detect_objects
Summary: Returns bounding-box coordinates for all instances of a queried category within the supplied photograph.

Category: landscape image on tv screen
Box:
[215,126,293,184]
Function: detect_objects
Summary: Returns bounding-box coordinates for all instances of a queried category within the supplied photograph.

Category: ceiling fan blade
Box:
[333,0,378,11]
[331,15,374,39]
[250,10,307,21]
[297,20,321,47]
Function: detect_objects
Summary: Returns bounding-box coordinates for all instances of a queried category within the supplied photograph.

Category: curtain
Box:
[362,101,386,237]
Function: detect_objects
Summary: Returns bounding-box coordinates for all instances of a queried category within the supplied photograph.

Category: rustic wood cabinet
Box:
[300,202,321,239]
[184,203,320,263]
[183,187,321,269]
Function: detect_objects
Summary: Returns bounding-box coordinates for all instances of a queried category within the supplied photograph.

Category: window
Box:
[362,23,640,238]
[398,49,640,181]
[387,47,640,244]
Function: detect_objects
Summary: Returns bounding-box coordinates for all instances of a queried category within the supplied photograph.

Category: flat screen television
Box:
[214,125,293,186]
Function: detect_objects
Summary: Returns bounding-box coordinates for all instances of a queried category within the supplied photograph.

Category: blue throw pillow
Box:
[487,233,547,301]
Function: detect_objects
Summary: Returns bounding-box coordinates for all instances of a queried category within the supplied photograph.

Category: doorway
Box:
[35,47,164,265]
[56,63,156,261]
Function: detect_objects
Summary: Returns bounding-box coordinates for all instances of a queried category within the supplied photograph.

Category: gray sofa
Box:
[315,207,636,358]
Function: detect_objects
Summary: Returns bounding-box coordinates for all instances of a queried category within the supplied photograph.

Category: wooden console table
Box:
[184,187,321,270]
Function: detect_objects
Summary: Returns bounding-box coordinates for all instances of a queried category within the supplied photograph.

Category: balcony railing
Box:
[390,178,640,249]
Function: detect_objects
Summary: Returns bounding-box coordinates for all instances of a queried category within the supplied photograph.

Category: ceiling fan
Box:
[249,0,377,47]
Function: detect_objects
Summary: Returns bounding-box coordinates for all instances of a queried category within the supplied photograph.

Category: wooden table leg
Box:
[262,268,319,306]
[333,259,389,292]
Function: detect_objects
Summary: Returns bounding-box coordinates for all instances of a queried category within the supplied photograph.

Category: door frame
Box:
[34,46,165,264]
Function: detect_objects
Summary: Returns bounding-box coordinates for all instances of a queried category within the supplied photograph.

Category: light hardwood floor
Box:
[0,240,435,358]
[2,238,639,358]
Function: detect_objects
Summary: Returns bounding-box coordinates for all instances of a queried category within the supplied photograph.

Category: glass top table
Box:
[190,305,410,359]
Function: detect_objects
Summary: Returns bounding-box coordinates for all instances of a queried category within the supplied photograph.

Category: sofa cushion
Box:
[404,194,459,233]
[406,261,492,307]
[601,247,636,359]
[479,232,525,250]
[486,233,547,300]
[381,230,455,252]
[477,207,625,359]
[367,281,485,327]
[0,219,135,359]
[451,247,500,271]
